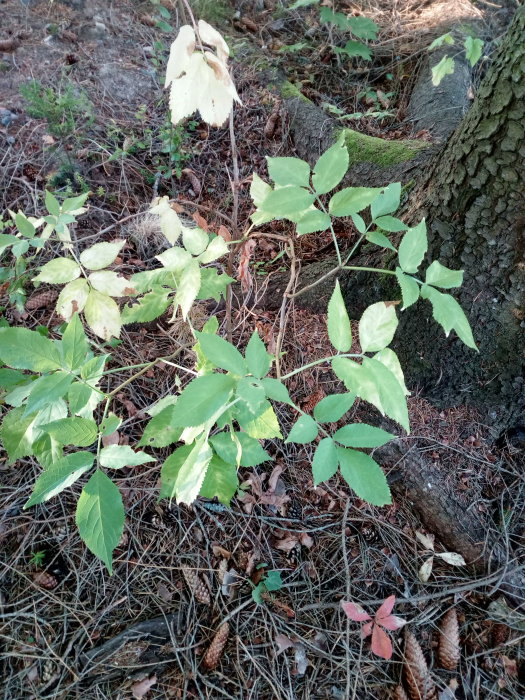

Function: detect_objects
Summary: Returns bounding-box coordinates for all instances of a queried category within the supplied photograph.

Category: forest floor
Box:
[0,0,524,698]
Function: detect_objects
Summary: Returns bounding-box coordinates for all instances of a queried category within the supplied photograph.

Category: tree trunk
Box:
[396,7,525,428]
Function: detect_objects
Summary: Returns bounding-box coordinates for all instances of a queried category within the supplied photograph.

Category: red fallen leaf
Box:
[342,596,407,660]
[341,601,371,622]
[371,624,393,660]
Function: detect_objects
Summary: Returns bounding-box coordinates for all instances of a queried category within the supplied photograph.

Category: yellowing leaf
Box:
[415,531,435,551]
[435,552,466,566]
[150,196,183,244]
[88,271,136,297]
[56,278,90,321]
[164,24,196,87]
[79,240,125,271]
[84,289,121,340]
[198,19,229,62]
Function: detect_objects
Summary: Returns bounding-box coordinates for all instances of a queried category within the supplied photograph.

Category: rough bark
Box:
[396,7,525,428]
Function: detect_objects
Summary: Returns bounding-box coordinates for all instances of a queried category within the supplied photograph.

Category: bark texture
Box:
[397,7,525,427]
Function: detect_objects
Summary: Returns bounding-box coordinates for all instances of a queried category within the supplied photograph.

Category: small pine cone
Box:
[203,622,229,670]
[361,524,379,543]
[491,622,510,647]
[182,566,211,605]
[287,498,302,520]
[33,572,58,590]
[41,658,57,683]
[438,609,460,671]
[403,631,437,700]
[301,389,325,414]
[393,686,409,700]
[25,289,58,310]
[286,543,301,568]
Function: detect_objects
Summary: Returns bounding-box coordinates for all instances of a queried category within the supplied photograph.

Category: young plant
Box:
[429,32,484,86]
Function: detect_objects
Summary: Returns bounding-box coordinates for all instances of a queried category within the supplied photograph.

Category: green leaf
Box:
[263,569,282,591]
[366,230,396,251]
[197,234,228,265]
[0,368,26,389]
[169,374,235,427]
[312,437,338,485]
[0,406,38,461]
[338,40,372,60]
[84,289,121,341]
[332,357,382,413]
[194,331,247,375]
[56,278,90,321]
[62,313,89,370]
[100,413,121,436]
[362,357,410,431]
[431,55,455,86]
[428,33,454,50]
[0,233,20,256]
[159,444,192,499]
[313,393,355,423]
[371,183,401,219]
[236,377,266,415]
[261,377,293,405]
[138,404,183,447]
[289,0,319,8]
[246,331,272,379]
[15,211,36,238]
[464,36,483,67]
[182,225,208,256]
[156,246,192,272]
[99,445,155,469]
[312,136,349,195]
[329,187,380,216]
[173,434,213,505]
[358,302,398,353]
[285,414,318,444]
[68,382,99,418]
[241,402,282,439]
[0,327,61,372]
[295,208,332,235]
[420,285,477,349]
[197,269,234,302]
[266,156,310,187]
[200,454,238,504]
[337,447,391,506]
[79,240,125,271]
[250,172,272,208]
[24,452,94,508]
[373,216,407,232]
[32,432,63,469]
[76,470,125,574]
[260,186,315,217]
[33,257,81,284]
[174,259,200,320]
[121,288,171,324]
[395,268,420,310]
[398,219,428,274]
[327,280,352,352]
[424,261,463,289]
[43,416,98,446]
[24,371,74,416]
[352,213,367,233]
[45,190,61,216]
[373,348,410,396]
[346,15,379,40]
[333,423,394,448]
[61,191,89,213]
[211,431,270,467]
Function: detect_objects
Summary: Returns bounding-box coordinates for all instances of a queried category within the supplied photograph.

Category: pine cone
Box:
[393,686,409,700]
[438,609,460,671]
[403,631,437,700]
[287,498,302,520]
[491,622,510,646]
[203,622,229,670]
[26,289,58,310]
[33,572,58,590]
[182,566,210,605]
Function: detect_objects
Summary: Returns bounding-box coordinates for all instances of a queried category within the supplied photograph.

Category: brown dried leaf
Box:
[218,224,232,242]
[438,609,460,671]
[203,623,229,670]
[102,431,120,447]
[237,239,256,293]
[275,633,295,654]
[192,212,209,231]
[0,38,20,52]
[404,631,437,700]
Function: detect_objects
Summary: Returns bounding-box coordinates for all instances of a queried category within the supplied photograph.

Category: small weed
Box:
[20,79,93,139]
[29,550,46,567]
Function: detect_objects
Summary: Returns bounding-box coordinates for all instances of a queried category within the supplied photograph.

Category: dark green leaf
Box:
[0,327,61,372]
[138,404,183,447]
[313,393,355,423]
[337,447,391,505]
[210,431,270,467]
[169,374,235,427]
[200,454,238,504]
[24,371,73,416]
[312,437,338,485]
[0,406,37,461]
[24,451,94,508]
[195,332,247,375]
[327,280,352,352]
[246,331,272,379]
[261,377,293,405]
[285,414,318,444]
[333,423,394,447]
[43,416,98,446]
[61,313,89,370]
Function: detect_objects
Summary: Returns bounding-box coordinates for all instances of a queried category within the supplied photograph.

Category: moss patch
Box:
[341,129,428,168]
[279,81,310,102]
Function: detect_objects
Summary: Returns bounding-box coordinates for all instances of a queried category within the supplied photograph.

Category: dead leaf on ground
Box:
[131,674,157,698]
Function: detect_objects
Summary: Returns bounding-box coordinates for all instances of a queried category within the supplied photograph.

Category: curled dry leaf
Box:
[132,674,157,699]
[275,633,295,654]
[203,622,229,670]
[237,239,256,293]
[419,556,434,583]
[415,531,435,551]
[218,224,232,242]
[438,609,460,671]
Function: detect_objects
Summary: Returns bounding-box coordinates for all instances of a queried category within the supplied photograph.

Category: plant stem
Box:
[342,265,396,275]
[281,353,360,380]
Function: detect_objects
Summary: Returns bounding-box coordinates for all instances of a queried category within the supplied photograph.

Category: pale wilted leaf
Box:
[419,556,434,583]
[275,633,295,654]
[84,289,121,340]
[198,19,229,62]
[56,278,89,321]
[150,196,183,244]
[416,531,435,551]
[79,240,125,271]
[88,271,136,297]
[435,552,466,567]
